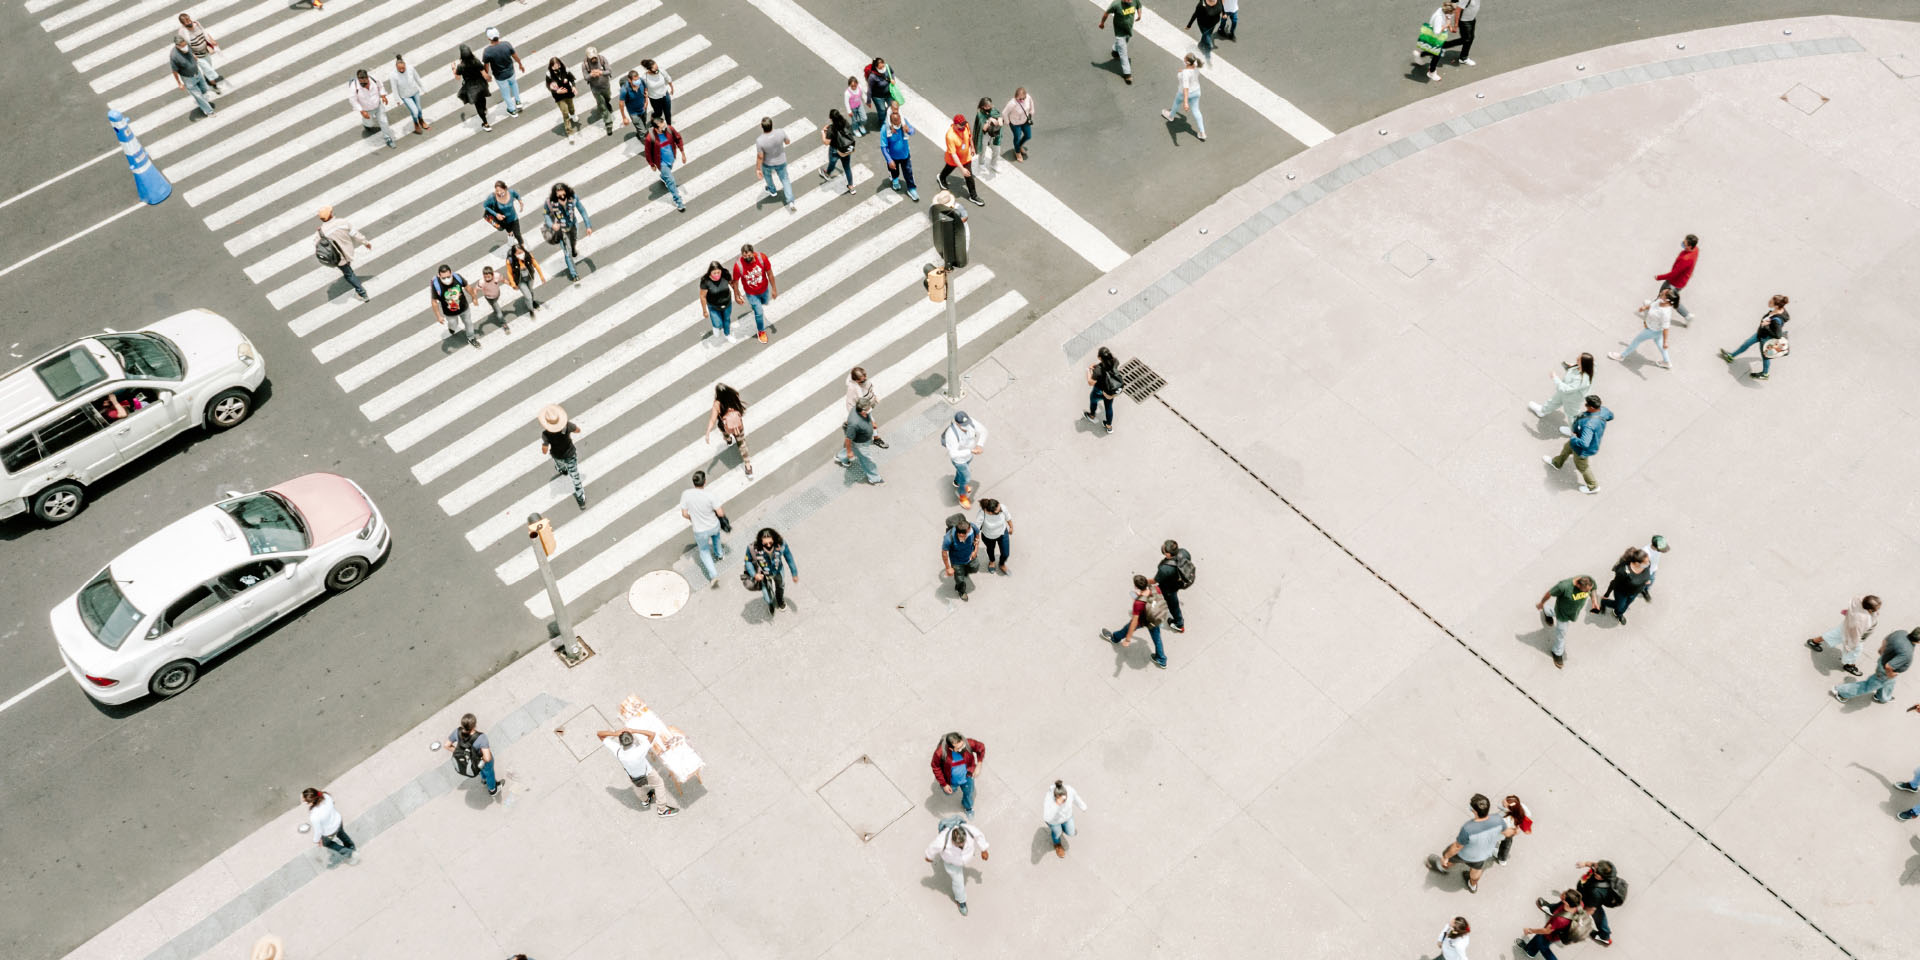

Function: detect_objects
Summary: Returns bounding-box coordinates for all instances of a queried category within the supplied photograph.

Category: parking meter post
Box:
[527,512,579,658]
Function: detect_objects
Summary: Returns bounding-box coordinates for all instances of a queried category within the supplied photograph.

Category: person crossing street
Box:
[939,114,986,206]
[730,244,778,343]
[314,206,371,303]
[643,115,690,212]
[879,106,919,201]
[347,69,395,148]
[539,405,586,508]
[1099,0,1141,84]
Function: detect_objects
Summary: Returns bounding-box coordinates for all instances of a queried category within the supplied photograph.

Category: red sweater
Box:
[642,126,685,171]
[930,738,986,786]
[1656,248,1698,289]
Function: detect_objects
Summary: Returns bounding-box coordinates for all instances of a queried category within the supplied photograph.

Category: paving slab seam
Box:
[1059,32,1869,363]
[1146,393,1856,958]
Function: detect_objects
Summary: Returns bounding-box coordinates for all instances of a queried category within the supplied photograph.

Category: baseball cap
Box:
[952,113,966,125]
[953,411,970,425]
[484,27,500,39]
[1650,535,1670,552]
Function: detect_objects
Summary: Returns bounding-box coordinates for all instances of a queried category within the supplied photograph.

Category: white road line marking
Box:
[82,0,276,89]
[740,0,1128,272]
[27,0,88,15]
[527,290,1028,611]
[201,13,683,225]
[297,82,764,358]
[0,147,119,211]
[55,0,250,53]
[470,225,936,555]
[351,126,824,417]
[0,203,144,282]
[1107,2,1335,146]
[424,192,907,504]
[0,670,67,715]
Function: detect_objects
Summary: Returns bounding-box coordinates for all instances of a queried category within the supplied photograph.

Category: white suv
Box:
[0,310,265,524]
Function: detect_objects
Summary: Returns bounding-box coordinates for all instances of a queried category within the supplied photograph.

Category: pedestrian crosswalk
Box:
[37,0,1031,616]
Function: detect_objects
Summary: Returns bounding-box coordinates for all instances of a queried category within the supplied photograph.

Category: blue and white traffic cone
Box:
[108,110,172,205]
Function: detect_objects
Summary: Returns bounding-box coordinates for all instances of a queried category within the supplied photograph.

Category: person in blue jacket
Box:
[1542,394,1611,494]
[879,105,919,202]
[744,527,798,616]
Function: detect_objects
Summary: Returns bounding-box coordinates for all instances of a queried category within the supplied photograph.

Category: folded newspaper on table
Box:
[618,695,704,784]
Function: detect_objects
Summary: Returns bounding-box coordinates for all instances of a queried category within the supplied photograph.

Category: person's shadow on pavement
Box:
[1902,836,1920,886]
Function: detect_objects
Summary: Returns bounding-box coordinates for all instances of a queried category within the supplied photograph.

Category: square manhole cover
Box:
[554,705,614,761]
[819,755,912,842]
[1881,55,1919,80]
[1384,240,1434,278]
[897,585,955,634]
[1780,83,1829,115]
[965,357,1013,400]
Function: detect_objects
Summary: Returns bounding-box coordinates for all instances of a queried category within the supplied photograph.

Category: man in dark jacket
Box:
[1154,540,1191,634]
[931,732,986,814]
[1542,395,1611,494]
[1571,859,1622,946]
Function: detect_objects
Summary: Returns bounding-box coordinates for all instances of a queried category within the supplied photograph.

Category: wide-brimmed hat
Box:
[250,935,285,960]
[538,404,567,430]
[316,205,333,221]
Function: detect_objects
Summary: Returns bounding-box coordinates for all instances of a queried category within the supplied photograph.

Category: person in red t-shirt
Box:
[729,243,779,343]
[1518,888,1582,958]
[1649,234,1698,324]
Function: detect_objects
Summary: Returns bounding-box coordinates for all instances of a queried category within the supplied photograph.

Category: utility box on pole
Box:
[929,202,968,269]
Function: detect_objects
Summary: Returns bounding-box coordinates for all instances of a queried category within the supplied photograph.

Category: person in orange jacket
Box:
[938,114,986,207]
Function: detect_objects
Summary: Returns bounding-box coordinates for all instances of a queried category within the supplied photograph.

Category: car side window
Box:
[34,407,108,458]
[216,560,285,596]
[160,585,222,632]
[0,434,41,473]
[97,388,156,423]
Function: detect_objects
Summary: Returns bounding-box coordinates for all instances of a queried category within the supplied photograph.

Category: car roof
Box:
[0,340,121,437]
[105,505,257,612]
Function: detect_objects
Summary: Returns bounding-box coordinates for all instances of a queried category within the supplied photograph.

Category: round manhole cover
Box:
[628,570,691,618]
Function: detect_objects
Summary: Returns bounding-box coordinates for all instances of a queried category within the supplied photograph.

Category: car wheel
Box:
[32,482,85,523]
[149,659,200,698]
[325,557,371,593]
[203,388,254,431]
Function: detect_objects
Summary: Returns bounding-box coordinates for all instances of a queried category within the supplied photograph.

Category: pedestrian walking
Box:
[973,98,1003,175]
[1442,0,1479,65]
[879,106,919,201]
[505,242,544,318]
[643,115,690,211]
[1895,709,1920,821]
[938,115,985,206]
[1041,780,1087,857]
[942,515,983,601]
[1101,574,1171,668]
[1540,395,1610,494]
[1527,353,1594,427]
[581,46,616,136]
[1570,859,1624,946]
[175,13,223,86]
[863,58,897,133]
[446,713,503,797]
[429,264,482,348]
[482,27,525,116]
[1005,87,1035,160]
[1495,795,1532,865]
[1425,793,1516,893]
[539,404,586,508]
[704,383,754,479]
[314,206,371,303]
[1609,287,1675,369]
[388,55,430,133]
[977,498,1011,573]
[301,788,357,860]
[452,44,492,130]
[1100,0,1141,84]
[1221,0,1240,39]
[931,732,987,814]
[1432,918,1470,960]
[481,180,525,246]
[924,818,989,916]
[844,366,888,448]
[348,69,395,148]
[1519,889,1591,957]
[1598,547,1651,624]
[1415,3,1460,82]
[1717,294,1790,380]
[1832,627,1914,705]
[1535,575,1599,669]
[476,266,510,335]
[1806,595,1882,677]
[678,470,728,586]
[730,244,779,343]
[543,182,592,281]
[170,38,216,116]
[836,396,885,484]
[1187,0,1224,64]
[596,727,681,817]
[1085,346,1124,431]
[1650,234,1700,324]
[818,110,857,195]
[640,58,675,124]
[1161,54,1206,141]
[844,76,868,137]
[1641,533,1669,601]
[1155,540,1196,633]
[618,69,650,132]
[545,56,579,142]
[754,117,796,212]
[697,261,734,340]
[744,527,798,615]
[942,411,987,508]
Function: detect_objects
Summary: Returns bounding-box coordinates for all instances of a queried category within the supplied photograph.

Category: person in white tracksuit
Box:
[1527,353,1593,427]
[943,411,987,508]
[925,820,989,915]
[1041,780,1087,857]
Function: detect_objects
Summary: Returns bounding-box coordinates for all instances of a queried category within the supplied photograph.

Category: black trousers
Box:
[937,165,979,200]
[1162,585,1184,628]
[1443,19,1476,59]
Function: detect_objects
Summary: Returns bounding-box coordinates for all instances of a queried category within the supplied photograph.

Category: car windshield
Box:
[34,348,109,401]
[219,492,310,555]
[97,333,184,381]
[76,569,143,651]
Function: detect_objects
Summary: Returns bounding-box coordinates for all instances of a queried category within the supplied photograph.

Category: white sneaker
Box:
[1558,426,1573,437]
[1461,58,1477,66]
[1607,351,1624,362]
[1541,454,1558,468]
[1580,485,1599,495]
[1526,402,1545,417]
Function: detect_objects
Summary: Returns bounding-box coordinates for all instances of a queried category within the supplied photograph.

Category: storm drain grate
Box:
[1119,358,1165,403]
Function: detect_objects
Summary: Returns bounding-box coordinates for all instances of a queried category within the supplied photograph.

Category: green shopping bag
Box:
[1416,22,1447,55]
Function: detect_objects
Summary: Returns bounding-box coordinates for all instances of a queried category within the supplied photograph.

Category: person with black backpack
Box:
[942,515,983,601]
[444,713,501,798]
[1154,540,1196,634]
[1102,574,1170,668]
[1518,888,1591,957]
[1085,346,1124,432]
[314,206,371,303]
[1573,859,1625,946]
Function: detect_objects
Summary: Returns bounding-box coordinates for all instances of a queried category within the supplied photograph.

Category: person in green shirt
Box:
[1536,576,1599,669]
[1099,0,1141,84]
[973,97,1003,174]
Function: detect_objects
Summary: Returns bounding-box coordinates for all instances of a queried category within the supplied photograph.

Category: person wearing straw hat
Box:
[538,405,586,508]
[315,206,371,303]
[250,935,285,960]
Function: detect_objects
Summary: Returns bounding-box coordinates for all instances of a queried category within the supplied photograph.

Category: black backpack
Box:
[1600,875,1627,908]
[1168,548,1196,588]
[314,233,343,267]
[451,734,484,778]
[1097,364,1124,395]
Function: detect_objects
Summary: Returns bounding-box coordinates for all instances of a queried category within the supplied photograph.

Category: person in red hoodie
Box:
[931,732,987,815]
[1647,234,1699,325]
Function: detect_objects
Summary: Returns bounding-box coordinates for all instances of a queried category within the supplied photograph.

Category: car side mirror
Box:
[155,390,173,403]
[222,490,242,499]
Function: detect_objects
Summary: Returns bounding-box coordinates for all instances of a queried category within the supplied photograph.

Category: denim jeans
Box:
[1197,26,1216,60]
[1622,326,1669,364]
[694,528,722,580]
[553,223,580,279]
[444,309,479,341]
[1048,818,1076,845]
[825,150,854,187]
[1115,621,1165,662]
[1520,933,1559,959]
[553,453,584,504]
[983,533,1010,565]
[194,55,221,84]
[954,777,976,813]
[848,105,866,134]
[886,156,916,191]
[846,440,881,481]
[1087,388,1114,425]
[337,263,367,298]
[1112,35,1132,74]
[744,290,770,332]
[1592,904,1611,939]
[1905,765,1920,815]
[1551,618,1570,657]
[761,162,794,205]
[362,105,394,145]
[319,826,355,855]
[1726,333,1772,374]
[1171,90,1203,135]
[1162,586,1185,629]
[399,94,424,126]
[1011,122,1032,155]
[181,74,214,115]
[1835,670,1897,703]
[759,573,785,612]
[952,459,972,495]
[658,158,685,208]
[480,759,498,793]
[950,559,979,597]
[708,302,732,337]
[499,75,522,112]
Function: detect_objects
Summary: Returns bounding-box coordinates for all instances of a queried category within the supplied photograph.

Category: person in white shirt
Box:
[1610,287,1676,369]
[1434,916,1470,960]
[924,820,989,915]
[347,69,395,148]
[1040,780,1087,857]
[976,498,1012,574]
[1444,0,1480,66]
[1807,594,1881,677]
[942,411,987,508]
[1161,53,1206,141]
[1642,533,1669,602]
[387,55,429,133]
[677,470,728,587]
[596,727,680,817]
[301,788,357,860]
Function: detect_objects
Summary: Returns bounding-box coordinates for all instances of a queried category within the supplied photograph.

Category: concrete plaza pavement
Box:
[64,15,1920,960]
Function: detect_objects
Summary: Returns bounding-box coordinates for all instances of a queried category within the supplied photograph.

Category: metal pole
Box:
[528,512,577,655]
[944,268,962,402]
